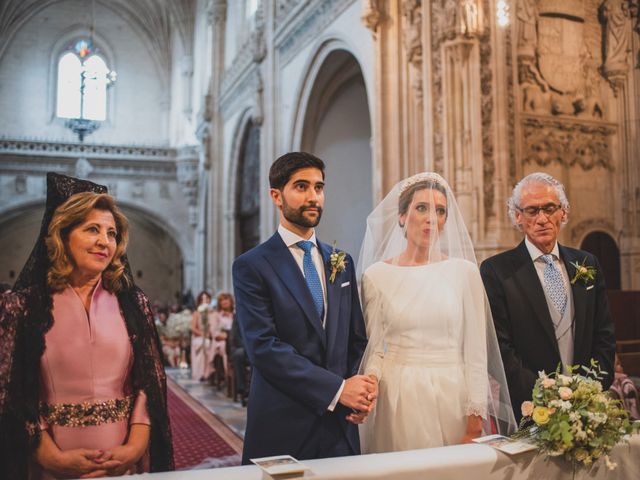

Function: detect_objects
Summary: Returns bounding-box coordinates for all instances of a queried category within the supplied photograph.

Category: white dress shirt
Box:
[277,224,344,411]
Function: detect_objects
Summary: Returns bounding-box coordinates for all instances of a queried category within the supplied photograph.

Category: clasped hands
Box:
[34,446,136,478]
[34,425,149,478]
[339,374,378,425]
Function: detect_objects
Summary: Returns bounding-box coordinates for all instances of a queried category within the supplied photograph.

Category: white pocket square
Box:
[586,285,594,291]
[341,281,350,288]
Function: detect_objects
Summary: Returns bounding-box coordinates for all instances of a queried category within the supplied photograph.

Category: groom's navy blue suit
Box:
[232,232,367,464]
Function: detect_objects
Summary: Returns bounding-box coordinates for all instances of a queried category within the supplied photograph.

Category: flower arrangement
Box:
[569,258,597,285]
[197,303,210,334]
[328,242,347,283]
[514,360,639,470]
[166,309,192,339]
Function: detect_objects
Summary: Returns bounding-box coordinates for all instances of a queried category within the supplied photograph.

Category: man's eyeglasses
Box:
[516,204,562,218]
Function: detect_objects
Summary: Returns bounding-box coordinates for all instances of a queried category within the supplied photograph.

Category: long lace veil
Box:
[357,172,516,450]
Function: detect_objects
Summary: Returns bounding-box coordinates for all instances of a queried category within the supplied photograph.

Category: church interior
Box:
[1,0,639,474]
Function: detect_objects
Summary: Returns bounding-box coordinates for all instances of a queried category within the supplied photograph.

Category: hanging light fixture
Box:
[64,0,116,142]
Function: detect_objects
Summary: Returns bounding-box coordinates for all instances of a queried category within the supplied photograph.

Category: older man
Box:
[480,172,616,420]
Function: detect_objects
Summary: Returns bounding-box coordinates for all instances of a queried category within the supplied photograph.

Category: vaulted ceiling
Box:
[0,0,196,76]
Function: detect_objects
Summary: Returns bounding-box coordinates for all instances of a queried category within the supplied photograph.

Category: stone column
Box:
[441,1,484,242]
[181,55,194,116]
[481,0,516,258]
[363,0,417,199]
[204,0,227,292]
[176,146,199,294]
[601,1,640,289]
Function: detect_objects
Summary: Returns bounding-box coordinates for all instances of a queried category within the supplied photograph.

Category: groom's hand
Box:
[339,375,377,412]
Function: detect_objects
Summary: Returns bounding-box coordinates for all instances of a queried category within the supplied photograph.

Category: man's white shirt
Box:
[277,224,344,411]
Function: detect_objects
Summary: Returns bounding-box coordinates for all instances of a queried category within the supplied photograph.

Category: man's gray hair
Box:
[507,172,570,230]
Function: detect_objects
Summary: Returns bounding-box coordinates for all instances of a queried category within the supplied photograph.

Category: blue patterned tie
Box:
[541,254,567,318]
[297,240,324,320]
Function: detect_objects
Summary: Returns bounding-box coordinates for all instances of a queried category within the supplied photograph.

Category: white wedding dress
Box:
[360,258,488,453]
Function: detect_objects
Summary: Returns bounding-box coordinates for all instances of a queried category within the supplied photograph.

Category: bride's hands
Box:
[344,375,378,424]
[460,414,483,444]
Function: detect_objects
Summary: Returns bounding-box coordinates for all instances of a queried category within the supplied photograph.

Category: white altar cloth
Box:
[125,435,640,480]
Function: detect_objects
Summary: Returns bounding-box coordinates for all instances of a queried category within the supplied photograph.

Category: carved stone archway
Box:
[298,48,373,258]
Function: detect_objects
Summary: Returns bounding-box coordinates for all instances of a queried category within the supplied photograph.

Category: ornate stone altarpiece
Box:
[515,0,617,172]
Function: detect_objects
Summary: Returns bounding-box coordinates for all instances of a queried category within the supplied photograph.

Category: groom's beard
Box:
[282,199,323,228]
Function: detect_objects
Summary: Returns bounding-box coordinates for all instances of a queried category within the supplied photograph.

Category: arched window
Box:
[56,39,115,122]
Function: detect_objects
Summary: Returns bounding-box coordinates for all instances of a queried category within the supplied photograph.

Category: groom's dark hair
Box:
[269,152,325,190]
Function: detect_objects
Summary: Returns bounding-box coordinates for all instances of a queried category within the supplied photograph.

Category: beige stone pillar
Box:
[602,3,640,289]
[205,0,227,292]
[441,36,483,242]
[363,0,425,199]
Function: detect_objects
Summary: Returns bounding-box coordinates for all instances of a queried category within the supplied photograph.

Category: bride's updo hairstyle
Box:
[398,177,448,226]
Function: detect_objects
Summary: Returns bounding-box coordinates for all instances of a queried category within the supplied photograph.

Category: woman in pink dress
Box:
[191,291,214,381]
[0,173,173,480]
[209,292,235,379]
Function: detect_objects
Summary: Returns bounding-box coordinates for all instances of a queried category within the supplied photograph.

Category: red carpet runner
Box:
[167,377,243,469]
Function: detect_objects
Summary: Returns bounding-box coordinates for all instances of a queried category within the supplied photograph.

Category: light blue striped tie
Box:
[541,254,567,318]
[297,240,324,320]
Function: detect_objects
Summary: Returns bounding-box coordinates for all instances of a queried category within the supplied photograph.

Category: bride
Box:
[358,172,515,453]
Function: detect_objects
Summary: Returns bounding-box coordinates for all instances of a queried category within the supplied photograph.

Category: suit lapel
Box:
[262,233,326,348]
[318,240,341,355]
[511,241,561,359]
[559,245,586,360]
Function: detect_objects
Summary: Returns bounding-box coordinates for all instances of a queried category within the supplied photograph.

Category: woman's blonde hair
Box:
[216,292,235,313]
[45,192,132,292]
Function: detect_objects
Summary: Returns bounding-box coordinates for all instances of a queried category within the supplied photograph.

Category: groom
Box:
[232,152,375,464]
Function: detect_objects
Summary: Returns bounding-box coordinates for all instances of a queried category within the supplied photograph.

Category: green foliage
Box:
[512,360,640,470]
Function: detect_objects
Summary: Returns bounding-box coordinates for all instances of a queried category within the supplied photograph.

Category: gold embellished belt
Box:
[40,395,135,428]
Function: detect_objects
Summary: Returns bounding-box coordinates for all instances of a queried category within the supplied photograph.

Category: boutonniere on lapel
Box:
[569,258,597,285]
[328,242,347,283]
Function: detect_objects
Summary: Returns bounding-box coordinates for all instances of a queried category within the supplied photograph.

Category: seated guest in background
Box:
[0,173,172,480]
[610,355,640,421]
[480,172,616,421]
[156,308,181,367]
[167,303,192,369]
[191,291,214,381]
[210,292,235,379]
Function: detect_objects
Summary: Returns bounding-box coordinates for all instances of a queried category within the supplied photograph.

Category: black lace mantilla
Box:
[14,173,107,291]
[0,173,173,479]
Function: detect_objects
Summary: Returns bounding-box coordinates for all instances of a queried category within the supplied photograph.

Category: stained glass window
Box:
[56,39,113,122]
